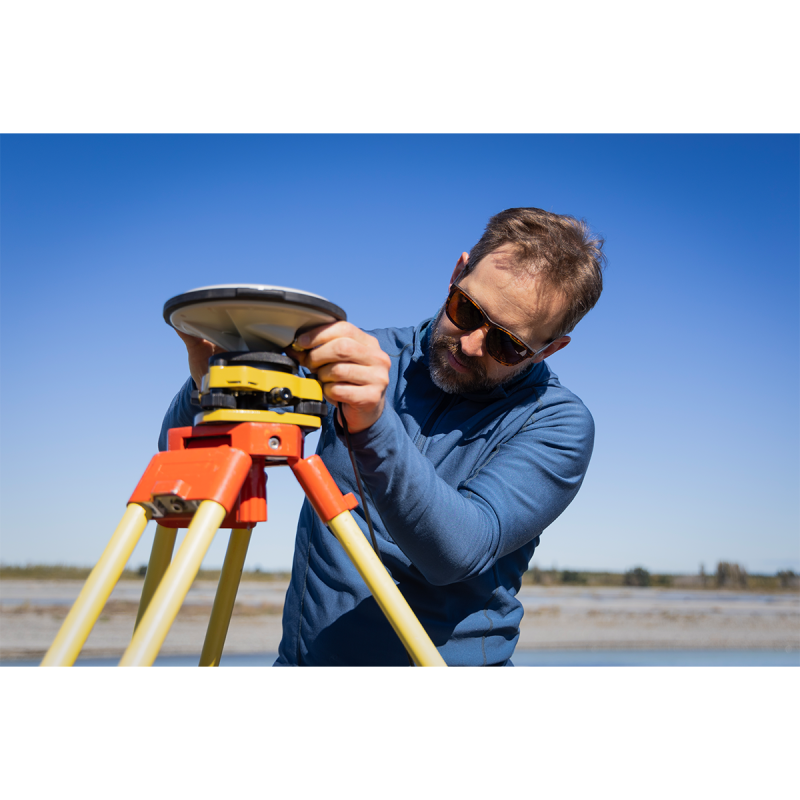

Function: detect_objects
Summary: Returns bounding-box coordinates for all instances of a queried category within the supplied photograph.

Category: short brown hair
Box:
[465,207,606,340]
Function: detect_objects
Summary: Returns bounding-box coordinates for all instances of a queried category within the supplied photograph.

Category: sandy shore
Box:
[1,579,798,661]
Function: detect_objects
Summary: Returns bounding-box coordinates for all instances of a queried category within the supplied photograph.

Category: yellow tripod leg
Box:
[327,510,446,667]
[119,500,226,666]
[199,528,252,666]
[134,524,179,631]
[41,503,151,667]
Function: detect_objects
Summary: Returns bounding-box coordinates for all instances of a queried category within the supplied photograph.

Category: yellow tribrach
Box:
[195,407,322,429]
[201,364,323,401]
[194,364,327,431]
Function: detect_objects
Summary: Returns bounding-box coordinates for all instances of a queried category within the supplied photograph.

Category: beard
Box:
[428,307,501,394]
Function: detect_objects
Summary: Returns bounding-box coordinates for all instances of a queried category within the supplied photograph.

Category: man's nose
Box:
[460,325,489,358]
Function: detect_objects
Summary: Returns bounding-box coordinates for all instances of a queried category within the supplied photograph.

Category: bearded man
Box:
[162,207,605,666]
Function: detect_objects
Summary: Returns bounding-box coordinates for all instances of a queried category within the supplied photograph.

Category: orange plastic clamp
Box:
[129,446,252,514]
[291,455,358,524]
[236,456,267,524]
[167,422,304,460]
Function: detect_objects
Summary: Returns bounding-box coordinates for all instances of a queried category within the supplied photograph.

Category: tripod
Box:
[41,351,446,667]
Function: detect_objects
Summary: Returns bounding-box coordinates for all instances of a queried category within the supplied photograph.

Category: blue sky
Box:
[1,134,797,575]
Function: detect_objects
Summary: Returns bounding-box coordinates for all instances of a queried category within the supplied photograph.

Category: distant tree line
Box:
[1,563,797,591]
[522,562,799,590]
[715,561,748,588]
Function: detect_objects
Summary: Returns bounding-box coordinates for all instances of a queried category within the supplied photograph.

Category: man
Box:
[161,207,605,666]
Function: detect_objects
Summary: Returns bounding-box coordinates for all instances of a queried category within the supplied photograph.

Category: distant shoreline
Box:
[2,578,798,662]
[2,564,797,593]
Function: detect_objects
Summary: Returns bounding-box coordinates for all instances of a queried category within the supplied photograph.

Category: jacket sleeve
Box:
[343,397,594,586]
[157,377,196,451]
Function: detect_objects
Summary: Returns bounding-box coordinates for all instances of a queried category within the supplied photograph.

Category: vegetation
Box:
[0,564,291,582]
[777,569,796,589]
[623,567,651,587]
[525,566,672,588]
[716,561,748,589]
[2,562,797,592]
[561,569,587,585]
[522,561,799,592]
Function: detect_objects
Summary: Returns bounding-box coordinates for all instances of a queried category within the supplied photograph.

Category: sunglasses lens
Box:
[446,287,531,366]
[447,289,484,330]
[486,329,528,366]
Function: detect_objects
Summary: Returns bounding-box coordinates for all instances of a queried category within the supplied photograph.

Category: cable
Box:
[337,402,382,561]
[338,402,415,666]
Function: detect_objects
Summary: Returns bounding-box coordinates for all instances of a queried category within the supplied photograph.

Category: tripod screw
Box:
[268,437,281,450]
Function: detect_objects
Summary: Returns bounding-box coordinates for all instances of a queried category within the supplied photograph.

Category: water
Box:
[3,649,798,667]
[510,649,800,667]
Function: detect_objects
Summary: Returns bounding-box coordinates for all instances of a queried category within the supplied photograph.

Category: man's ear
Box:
[534,336,571,363]
[449,252,469,288]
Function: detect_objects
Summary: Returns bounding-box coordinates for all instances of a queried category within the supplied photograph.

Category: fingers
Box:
[175,329,202,345]
[314,362,389,407]
[175,329,224,355]
[174,328,225,388]
[291,322,390,434]
[293,321,372,352]
[293,323,389,371]
[299,333,390,398]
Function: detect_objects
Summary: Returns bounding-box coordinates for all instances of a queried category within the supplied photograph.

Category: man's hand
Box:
[175,329,226,389]
[291,322,391,434]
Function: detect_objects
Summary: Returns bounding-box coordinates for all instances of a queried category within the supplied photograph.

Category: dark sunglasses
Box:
[445,283,549,366]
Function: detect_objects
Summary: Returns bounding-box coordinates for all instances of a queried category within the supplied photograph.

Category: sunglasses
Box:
[445,283,550,366]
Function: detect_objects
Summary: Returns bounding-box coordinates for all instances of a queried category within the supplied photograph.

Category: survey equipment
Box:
[41,285,445,667]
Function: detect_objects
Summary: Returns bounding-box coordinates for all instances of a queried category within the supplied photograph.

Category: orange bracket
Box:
[291,455,358,524]
[167,422,304,461]
[129,422,310,529]
[129,446,253,524]
[129,422,352,530]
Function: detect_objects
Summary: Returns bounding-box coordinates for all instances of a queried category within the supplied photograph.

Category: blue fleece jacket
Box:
[159,319,595,667]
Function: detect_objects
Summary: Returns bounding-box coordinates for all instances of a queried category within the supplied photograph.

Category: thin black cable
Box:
[337,402,382,561]
[338,402,415,666]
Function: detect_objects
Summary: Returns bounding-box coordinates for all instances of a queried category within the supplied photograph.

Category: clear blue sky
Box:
[1,134,797,575]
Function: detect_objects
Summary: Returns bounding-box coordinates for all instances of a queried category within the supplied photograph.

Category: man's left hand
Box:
[290,321,391,434]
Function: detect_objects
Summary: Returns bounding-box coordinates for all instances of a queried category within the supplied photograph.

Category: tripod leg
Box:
[327,511,446,667]
[292,454,446,666]
[119,500,226,666]
[41,504,151,667]
[199,528,252,666]
[134,524,179,632]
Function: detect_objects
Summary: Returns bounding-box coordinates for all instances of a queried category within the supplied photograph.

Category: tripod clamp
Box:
[129,420,358,530]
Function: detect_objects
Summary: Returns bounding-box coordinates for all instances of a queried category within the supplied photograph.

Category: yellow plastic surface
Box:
[41,504,151,666]
[134,525,178,631]
[119,501,226,666]
[195,408,322,428]
[199,528,252,666]
[203,365,323,401]
[327,511,446,667]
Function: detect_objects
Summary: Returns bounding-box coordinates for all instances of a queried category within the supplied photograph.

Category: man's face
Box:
[429,244,570,394]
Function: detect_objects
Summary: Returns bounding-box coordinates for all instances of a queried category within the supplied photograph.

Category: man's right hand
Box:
[290,321,391,434]
[175,329,225,388]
